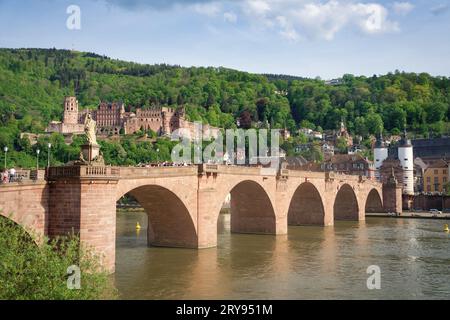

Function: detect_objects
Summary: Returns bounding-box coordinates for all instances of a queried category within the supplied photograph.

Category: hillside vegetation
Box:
[0,48,449,167]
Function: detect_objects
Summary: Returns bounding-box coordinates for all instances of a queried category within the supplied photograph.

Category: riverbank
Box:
[367,212,450,220]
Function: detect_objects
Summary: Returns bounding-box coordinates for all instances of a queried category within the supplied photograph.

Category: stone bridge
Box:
[0,164,401,273]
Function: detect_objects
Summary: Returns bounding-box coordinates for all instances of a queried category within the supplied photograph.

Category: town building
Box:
[322,142,335,158]
[321,154,375,179]
[298,128,323,140]
[422,159,448,193]
[411,137,450,159]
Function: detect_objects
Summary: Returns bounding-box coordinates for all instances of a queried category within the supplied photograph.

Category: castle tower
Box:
[374,132,388,180]
[398,129,414,195]
[63,96,79,124]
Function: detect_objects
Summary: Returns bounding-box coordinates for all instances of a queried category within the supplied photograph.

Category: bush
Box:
[0,216,117,300]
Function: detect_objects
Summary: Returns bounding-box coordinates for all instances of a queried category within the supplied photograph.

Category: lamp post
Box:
[156,148,160,163]
[36,149,40,171]
[47,143,52,167]
[3,146,8,170]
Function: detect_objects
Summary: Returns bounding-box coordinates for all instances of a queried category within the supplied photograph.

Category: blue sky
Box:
[0,0,449,78]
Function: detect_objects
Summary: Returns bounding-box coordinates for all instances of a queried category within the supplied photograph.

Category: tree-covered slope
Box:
[0,48,292,131]
[1,47,450,168]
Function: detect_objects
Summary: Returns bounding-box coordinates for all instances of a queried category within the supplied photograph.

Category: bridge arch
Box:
[365,188,383,213]
[214,179,277,235]
[333,184,359,221]
[117,184,198,248]
[287,182,325,226]
[229,180,277,234]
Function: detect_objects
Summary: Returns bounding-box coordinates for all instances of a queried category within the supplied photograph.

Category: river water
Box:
[115,211,450,299]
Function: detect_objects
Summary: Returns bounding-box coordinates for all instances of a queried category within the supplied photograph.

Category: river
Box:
[115,210,450,299]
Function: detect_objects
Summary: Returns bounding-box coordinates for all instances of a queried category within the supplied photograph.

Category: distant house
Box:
[294,143,311,153]
[348,145,363,155]
[325,79,343,85]
[281,156,309,170]
[322,154,375,179]
[299,128,313,136]
[312,131,323,140]
[298,128,323,140]
[412,137,450,159]
[422,159,448,193]
[322,143,335,157]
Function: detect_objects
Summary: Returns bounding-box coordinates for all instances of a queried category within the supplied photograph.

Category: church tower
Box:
[398,129,414,195]
[63,96,79,124]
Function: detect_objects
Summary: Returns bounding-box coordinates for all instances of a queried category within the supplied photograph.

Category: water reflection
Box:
[115,211,450,299]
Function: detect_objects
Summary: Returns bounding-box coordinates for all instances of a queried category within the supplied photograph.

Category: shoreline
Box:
[367,212,450,220]
[117,207,450,221]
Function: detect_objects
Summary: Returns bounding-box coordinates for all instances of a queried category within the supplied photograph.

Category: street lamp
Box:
[3,146,8,170]
[47,143,52,167]
[156,148,160,163]
[36,149,40,170]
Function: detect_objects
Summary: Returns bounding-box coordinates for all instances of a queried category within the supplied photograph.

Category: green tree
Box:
[0,216,117,300]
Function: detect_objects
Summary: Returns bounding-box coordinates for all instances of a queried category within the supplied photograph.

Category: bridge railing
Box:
[46,166,120,180]
[200,164,277,176]
[0,169,46,185]
[118,166,198,178]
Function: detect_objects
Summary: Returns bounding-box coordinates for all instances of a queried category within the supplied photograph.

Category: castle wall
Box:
[49,97,221,139]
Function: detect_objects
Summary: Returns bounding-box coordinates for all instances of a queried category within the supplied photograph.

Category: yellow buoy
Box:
[444,224,449,233]
[136,222,141,230]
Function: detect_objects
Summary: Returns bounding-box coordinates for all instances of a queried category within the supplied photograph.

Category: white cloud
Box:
[191,2,221,17]
[244,0,271,17]
[392,2,414,16]
[239,0,400,41]
[224,11,238,23]
[352,3,399,34]
[276,15,299,41]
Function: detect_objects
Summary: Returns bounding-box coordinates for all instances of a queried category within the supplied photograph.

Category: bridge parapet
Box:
[119,166,198,179]
[200,164,277,176]
[46,166,120,181]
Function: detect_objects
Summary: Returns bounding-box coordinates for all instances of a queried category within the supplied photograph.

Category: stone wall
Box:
[0,182,49,241]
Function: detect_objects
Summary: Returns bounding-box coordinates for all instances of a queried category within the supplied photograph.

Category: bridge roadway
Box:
[0,164,400,273]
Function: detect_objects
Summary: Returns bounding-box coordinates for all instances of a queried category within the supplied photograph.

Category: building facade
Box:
[321,154,375,179]
[423,159,448,193]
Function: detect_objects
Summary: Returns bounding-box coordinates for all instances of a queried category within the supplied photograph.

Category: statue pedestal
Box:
[81,143,100,163]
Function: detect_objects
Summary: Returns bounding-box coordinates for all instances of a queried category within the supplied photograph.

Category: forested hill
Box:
[1,47,450,143]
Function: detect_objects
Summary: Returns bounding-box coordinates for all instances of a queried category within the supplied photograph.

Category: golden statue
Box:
[84,113,97,145]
